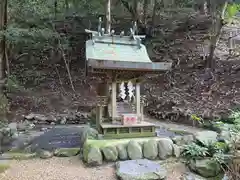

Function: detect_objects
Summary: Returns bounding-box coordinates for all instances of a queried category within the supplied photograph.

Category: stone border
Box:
[83,137,181,166]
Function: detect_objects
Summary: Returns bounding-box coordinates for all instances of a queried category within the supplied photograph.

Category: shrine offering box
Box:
[121,114,138,125]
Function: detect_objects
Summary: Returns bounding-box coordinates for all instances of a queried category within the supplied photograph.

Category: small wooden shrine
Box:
[85,18,172,139]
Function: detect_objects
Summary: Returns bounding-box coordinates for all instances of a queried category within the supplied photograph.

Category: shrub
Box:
[182,143,209,160]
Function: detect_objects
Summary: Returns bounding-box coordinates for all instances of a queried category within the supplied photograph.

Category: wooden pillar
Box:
[140,100,144,121]
[96,82,108,131]
[111,81,117,123]
[136,81,141,122]
[95,106,102,132]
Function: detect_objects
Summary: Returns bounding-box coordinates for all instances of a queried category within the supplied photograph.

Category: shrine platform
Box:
[99,121,156,139]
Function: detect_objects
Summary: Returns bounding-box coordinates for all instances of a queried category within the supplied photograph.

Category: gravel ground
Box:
[0,157,187,180]
[0,157,116,180]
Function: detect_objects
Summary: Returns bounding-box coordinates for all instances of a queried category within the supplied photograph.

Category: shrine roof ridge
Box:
[85,29,145,46]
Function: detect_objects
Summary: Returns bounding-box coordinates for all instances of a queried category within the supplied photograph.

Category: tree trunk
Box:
[152,0,160,26]
[119,0,141,24]
[143,0,149,26]
[106,0,111,34]
[163,0,174,8]
[65,0,69,10]
[54,0,58,17]
[133,0,139,22]
[0,0,8,121]
[206,1,228,69]
[0,0,7,80]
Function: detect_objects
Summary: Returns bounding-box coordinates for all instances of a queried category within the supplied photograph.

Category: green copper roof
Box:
[86,35,151,63]
[84,26,172,71]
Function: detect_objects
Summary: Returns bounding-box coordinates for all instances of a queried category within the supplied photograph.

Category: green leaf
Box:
[227,3,239,18]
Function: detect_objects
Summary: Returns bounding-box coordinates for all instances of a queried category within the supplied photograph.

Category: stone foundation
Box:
[83,137,181,166]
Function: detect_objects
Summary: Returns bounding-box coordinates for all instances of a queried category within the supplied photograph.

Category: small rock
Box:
[116,159,167,180]
[143,140,158,160]
[54,148,79,157]
[172,136,183,145]
[46,115,57,123]
[158,138,173,159]
[38,150,53,159]
[34,114,48,122]
[127,141,142,160]
[222,174,229,180]
[195,131,218,146]
[40,127,48,132]
[11,132,19,139]
[102,146,118,161]
[84,146,102,166]
[173,135,195,146]
[189,158,221,178]
[25,113,35,120]
[116,144,128,160]
[182,135,195,144]
[173,144,181,158]
[50,122,56,125]
[17,121,34,131]
[60,117,67,124]
[8,123,18,133]
[181,172,206,180]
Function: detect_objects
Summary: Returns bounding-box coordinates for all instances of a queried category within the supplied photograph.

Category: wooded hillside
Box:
[0,0,240,124]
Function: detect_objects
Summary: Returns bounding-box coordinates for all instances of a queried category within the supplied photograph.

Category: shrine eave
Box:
[87,58,172,72]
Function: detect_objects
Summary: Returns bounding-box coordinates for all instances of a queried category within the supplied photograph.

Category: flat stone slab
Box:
[116,159,167,180]
[29,127,85,151]
[8,126,88,152]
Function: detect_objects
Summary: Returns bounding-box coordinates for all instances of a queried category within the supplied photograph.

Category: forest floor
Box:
[0,157,187,180]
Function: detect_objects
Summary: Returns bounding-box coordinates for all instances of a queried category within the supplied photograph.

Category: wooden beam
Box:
[88,59,172,71]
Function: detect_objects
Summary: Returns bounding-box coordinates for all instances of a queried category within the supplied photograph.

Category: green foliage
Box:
[182,143,209,160]
[190,114,204,126]
[205,142,229,156]
[229,110,240,125]
[0,95,9,116]
[182,141,229,163]
[5,75,24,93]
[211,152,227,165]
[225,2,240,23]
[226,3,240,17]
[3,27,62,47]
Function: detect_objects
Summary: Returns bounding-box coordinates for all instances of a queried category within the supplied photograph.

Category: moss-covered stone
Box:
[158,138,173,160]
[38,150,53,159]
[143,140,158,160]
[83,146,102,166]
[82,137,162,165]
[54,148,80,157]
[116,144,128,160]
[189,159,221,178]
[84,137,161,149]
[102,146,118,161]
[127,140,142,160]
[0,152,36,160]
[0,163,10,173]
[172,144,180,158]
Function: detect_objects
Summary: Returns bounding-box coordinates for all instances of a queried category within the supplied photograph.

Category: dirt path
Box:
[145,116,204,134]
[0,157,187,180]
[0,157,116,180]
